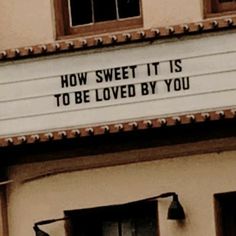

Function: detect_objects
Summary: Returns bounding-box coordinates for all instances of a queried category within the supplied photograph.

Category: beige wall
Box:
[143,0,203,29]
[0,0,54,50]
[0,0,203,51]
[6,150,236,236]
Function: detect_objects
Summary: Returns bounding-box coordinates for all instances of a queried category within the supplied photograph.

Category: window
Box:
[64,200,158,236]
[54,0,143,38]
[214,192,236,236]
[204,0,236,17]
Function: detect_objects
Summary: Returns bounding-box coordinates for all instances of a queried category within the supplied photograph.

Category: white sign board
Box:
[1,32,236,137]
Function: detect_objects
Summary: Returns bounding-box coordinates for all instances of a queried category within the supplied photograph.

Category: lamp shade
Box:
[167,194,185,220]
[33,225,50,236]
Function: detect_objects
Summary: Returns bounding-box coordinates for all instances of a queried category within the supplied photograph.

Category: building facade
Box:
[0,0,236,235]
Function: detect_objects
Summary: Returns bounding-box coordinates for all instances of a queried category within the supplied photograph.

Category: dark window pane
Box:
[135,216,157,236]
[121,220,134,236]
[102,222,119,235]
[69,0,92,26]
[215,192,236,236]
[118,0,140,19]
[66,210,103,236]
[93,0,117,22]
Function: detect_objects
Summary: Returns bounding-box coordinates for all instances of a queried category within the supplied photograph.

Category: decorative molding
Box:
[0,17,236,61]
[0,108,235,147]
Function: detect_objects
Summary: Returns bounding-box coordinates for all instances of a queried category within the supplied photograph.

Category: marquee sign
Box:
[0,32,236,137]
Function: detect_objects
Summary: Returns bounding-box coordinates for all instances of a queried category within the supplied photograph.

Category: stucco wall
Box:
[0,0,54,50]
[142,0,203,29]
[0,0,203,50]
[6,150,236,236]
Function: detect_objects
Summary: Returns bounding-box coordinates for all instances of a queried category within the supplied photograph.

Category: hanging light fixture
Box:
[157,192,186,220]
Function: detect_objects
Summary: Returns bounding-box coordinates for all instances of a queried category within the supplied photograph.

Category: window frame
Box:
[54,0,143,39]
[214,191,236,236]
[204,0,236,18]
[64,199,158,236]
